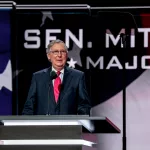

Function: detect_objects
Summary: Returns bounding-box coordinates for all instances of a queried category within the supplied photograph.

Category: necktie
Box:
[54,71,61,103]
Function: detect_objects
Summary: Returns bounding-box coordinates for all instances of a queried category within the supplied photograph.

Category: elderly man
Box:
[22,39,91,115]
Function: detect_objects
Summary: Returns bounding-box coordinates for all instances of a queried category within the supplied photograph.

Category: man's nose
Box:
[58,51,62,56]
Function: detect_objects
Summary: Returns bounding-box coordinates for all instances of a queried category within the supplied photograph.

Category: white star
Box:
[40,11,53,27]
[67,58,77,68]
[0,60,12,91]
[13,69,23,78]
[68,43,82,67]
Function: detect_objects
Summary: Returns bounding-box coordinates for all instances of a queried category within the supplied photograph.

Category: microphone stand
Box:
[120,33,127,150]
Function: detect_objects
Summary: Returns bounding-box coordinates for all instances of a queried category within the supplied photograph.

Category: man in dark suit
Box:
[22,39,91,115]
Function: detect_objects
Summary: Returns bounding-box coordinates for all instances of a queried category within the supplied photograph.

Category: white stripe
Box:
[0,1,14,3]
[0,139,95,147]
[91,6,150,9]
[0,4,12,7]
[17,4,89,7]
[0,7,12,9]
[2,120,81,126]
[16,7,89,10]
[16,4,90,9]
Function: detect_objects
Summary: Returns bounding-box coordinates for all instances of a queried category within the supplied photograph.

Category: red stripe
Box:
[140,13,150,64]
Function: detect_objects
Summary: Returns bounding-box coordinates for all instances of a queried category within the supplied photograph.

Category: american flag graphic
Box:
[0,9,12,115]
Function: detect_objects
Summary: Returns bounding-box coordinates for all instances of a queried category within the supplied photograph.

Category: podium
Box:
[0,116,120,150]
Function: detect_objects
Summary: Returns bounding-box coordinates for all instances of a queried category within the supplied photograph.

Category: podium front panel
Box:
[0,125,82,139]
[0,145,82,150]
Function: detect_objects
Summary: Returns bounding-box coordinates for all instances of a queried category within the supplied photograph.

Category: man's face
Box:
[47,43,68,71]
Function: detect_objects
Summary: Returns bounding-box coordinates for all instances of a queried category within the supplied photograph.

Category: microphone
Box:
[50,70,57,80]
[47,71,57,115]
[120,33,129,44]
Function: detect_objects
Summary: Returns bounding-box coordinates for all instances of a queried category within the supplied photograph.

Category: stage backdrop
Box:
[14,7,146,114]
[1,4,150,150]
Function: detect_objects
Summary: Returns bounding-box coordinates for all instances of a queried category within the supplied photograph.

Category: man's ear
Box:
[47,53,51,62]
[47,53,50,59]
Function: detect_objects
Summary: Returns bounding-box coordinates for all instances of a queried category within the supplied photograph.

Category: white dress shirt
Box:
[52,67,64,85]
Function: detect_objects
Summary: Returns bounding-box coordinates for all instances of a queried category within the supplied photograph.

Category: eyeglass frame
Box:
[49,50,68,56]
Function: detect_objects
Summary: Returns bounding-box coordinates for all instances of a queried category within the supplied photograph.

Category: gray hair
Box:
[46,39,68,53]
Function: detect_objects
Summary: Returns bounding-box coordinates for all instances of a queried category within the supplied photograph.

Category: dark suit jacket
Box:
[22,66,91,115]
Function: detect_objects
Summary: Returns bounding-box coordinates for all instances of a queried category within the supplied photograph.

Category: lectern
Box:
[0,116,120,150]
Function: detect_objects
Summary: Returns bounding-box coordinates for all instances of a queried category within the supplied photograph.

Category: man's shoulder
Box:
[33,68,49,76]
[67,67,84,76]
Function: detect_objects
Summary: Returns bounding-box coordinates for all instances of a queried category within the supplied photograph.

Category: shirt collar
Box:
[52,66,64,74]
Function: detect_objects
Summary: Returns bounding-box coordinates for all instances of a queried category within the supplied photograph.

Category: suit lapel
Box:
[59,66,73,101]
[44,67,56,106]
[45,66,73,105]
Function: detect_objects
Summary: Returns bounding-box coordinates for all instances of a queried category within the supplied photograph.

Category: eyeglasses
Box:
[50,50,68,55]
